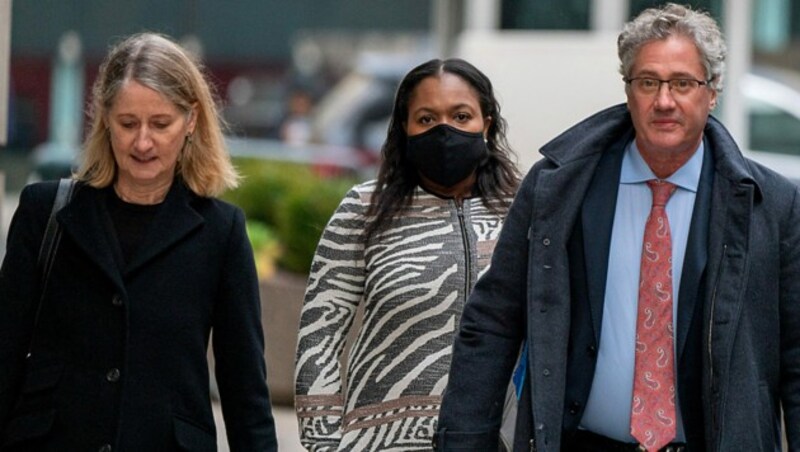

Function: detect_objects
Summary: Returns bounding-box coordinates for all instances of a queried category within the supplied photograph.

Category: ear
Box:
[187,103,199,134]
[483,116,492,138]
[709,90,718,110]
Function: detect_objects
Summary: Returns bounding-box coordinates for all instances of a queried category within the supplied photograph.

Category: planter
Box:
[260,269,309,406]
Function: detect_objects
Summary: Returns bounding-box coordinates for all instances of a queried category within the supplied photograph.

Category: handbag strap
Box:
[28,178,76,358]
[36,178,76,283]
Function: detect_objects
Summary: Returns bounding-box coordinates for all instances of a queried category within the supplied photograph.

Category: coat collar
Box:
[540,103,762,201]
[57,180,205,288]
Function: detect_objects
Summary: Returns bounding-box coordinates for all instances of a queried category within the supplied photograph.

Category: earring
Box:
[186,134,193,145]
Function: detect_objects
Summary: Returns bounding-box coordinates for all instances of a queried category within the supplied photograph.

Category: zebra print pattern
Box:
[295,180,508,451]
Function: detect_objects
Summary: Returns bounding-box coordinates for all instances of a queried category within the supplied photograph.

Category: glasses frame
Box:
[624,77,712,96]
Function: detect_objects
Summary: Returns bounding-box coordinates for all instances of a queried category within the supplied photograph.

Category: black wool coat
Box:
[0,180,277,451]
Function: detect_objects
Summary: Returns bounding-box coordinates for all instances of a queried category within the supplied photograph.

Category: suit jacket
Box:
[0,180,277,451]
[435,104,800,451]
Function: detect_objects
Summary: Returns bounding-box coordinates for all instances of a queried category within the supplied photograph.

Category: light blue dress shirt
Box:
[578,139,704,443]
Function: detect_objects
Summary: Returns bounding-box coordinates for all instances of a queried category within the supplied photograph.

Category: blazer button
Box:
[99,444,112,452]
[106,368,121,383]
[111,295,123,307]
[569,401,581,415]
[542,238,551,246]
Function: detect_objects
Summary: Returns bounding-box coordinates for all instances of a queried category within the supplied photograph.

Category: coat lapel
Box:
[699,116,759,419]
[57,181,206,285]
[57,185,125,291]
[124,181,204,275]
[581,136,626,344]
[675,139,713,361]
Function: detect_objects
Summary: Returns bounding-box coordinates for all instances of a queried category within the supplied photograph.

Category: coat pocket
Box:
[2,409,56,447]
[173,415,216,452]
[2,363,63,446]
[20,363,63,395]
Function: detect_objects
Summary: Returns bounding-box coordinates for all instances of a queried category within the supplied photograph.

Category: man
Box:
[434,3,799,451]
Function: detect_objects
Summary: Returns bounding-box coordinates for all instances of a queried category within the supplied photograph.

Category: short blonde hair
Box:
[76,32,239,196]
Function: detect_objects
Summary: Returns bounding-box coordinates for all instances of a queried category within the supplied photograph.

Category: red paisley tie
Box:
[631,180,677,452]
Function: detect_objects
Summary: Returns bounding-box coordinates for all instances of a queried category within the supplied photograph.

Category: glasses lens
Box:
[638,78,659,93]
[671,79,697,94]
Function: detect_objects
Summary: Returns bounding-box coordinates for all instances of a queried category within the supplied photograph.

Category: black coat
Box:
[0,180,277,451]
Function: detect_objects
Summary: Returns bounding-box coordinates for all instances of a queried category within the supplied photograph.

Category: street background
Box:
[2,1,800,451]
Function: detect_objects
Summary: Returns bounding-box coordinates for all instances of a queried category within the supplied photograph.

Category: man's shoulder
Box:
[538,103,632,166]
[739,156,799,197]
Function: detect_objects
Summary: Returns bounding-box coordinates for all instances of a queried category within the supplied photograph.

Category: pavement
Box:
[214,402,303,451]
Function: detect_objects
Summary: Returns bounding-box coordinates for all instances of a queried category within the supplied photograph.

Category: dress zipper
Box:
[456,201,471,302]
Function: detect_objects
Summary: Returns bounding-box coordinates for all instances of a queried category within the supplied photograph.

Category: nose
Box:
[133,126,153,152]
[653,82,676,109]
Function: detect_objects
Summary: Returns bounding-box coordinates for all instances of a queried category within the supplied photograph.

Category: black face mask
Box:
[406,124,488,188]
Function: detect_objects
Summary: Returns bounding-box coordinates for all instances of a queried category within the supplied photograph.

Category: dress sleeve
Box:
[294,186,367,451]
[212,207,278,452]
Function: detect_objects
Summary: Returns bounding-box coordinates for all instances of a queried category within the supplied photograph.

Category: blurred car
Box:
[27,64,800,184]
[225,135,377,180]
[308,52,428,160]
[740,65,800,180]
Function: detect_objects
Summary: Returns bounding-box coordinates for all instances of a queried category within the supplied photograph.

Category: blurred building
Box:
[6,0,800,152]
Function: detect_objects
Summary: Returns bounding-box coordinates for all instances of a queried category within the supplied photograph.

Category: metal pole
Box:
[431,0,463,58]
[0,0,11,145]
[0,0,12,261]
[592,0,629,32]
[721,0,752,148]
[464,0,501,31]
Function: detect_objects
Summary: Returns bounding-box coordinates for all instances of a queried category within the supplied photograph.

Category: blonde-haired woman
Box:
[0,33,277,451]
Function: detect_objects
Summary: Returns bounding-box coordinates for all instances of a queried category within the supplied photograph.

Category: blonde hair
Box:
[76,32,239,196]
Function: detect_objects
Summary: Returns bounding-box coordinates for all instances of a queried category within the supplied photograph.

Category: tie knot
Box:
[647,179,676,207]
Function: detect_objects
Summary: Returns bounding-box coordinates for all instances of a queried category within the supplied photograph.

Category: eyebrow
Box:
[411,103,478,114]
[633,70,704,79]
[114,113,176,120]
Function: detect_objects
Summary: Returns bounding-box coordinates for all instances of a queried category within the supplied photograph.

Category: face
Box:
[626,34,717,159]
[405,72,490,137]
[106,80,196,192]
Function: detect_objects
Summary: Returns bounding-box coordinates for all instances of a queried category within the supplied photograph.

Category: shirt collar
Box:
[620,139,704,193]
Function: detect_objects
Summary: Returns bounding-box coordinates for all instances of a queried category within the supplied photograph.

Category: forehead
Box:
[631,34,706,77]
[408,73,481,109]
[110,80,180,114]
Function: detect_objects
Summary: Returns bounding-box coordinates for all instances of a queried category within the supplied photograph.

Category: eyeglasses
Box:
[625,77,711,96]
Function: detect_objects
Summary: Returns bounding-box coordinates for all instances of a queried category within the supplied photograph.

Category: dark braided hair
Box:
[365,58,520,239]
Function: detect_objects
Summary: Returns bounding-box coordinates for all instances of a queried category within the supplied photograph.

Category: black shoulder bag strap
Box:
[27,178,76,358]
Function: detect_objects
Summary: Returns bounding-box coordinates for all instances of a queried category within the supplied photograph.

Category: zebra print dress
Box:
[295,180,509,451]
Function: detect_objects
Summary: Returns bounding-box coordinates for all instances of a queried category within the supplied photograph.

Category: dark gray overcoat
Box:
[436,104,800,451]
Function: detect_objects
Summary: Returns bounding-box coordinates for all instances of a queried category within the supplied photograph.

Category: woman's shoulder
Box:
[338,179,378,207]
[349,179,378,196]
[18,179,93,212]
[19,180,61,200]
[191,195,243,223]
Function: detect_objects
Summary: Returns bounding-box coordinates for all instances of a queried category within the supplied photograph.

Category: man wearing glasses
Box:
[435,3,799,452]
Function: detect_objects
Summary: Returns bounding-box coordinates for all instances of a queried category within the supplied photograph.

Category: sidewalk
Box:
[213,402,303,451]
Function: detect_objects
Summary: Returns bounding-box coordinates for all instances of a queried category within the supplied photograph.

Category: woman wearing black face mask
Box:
[295,58,520,451]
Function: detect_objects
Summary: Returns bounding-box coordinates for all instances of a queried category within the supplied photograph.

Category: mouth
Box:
[651,118,680,129]
[131,154,158,164]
